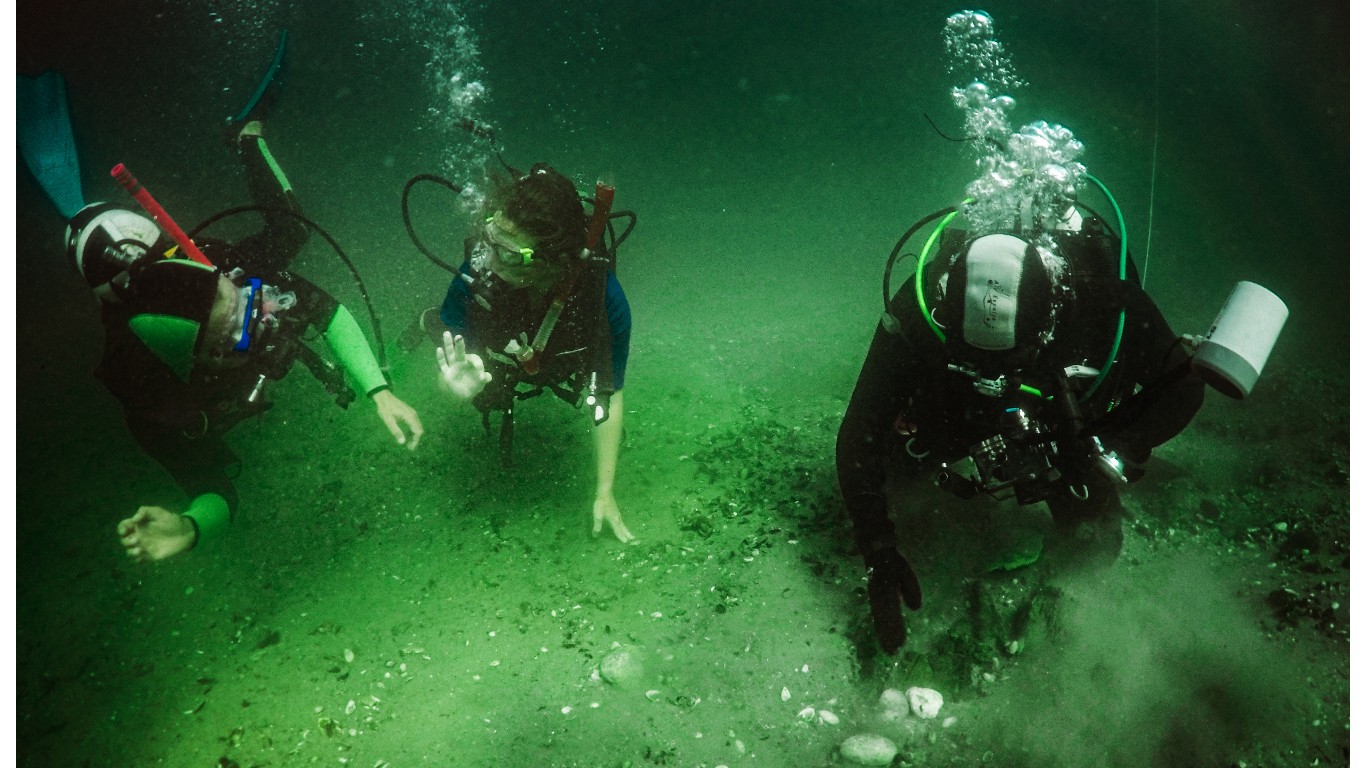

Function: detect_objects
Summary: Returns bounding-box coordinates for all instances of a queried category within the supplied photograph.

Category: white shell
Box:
[907,687,944,719]
[797,706,816,721]
[818,709,840,725]
[344,699,356,715]
[343,648,355,664]
[781,687,791,702]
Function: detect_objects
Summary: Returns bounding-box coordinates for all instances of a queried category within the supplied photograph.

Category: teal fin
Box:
[227,29,289,125]
[17,71,85,220]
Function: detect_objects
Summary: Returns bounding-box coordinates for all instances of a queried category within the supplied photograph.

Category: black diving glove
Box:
[865,547,923,654]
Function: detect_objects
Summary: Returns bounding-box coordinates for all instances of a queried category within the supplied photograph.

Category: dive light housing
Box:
[1191,281,1288,398]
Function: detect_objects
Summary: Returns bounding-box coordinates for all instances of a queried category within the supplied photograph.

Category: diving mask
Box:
[229,277,296,352]
[482,218,536,267]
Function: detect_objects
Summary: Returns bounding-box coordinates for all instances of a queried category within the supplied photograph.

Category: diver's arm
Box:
[591,390,634,543]
[1091,282,1206,465]
[323,304,425,448]
[836,325,911,559]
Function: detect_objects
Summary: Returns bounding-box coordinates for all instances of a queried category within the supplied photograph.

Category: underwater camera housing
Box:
[936,405,1063,505]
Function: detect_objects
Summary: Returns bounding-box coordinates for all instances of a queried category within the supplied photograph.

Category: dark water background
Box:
[16,1,1350,766]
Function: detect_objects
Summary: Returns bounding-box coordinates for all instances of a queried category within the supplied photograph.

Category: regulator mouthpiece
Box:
[1191,281,1288,398]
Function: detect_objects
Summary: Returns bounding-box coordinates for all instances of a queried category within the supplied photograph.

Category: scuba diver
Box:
[836,113,1285,655]
[403,163,635,543]
[17,69,424,563]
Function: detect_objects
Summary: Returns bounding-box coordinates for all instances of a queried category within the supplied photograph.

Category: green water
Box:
[16,1,1349,766]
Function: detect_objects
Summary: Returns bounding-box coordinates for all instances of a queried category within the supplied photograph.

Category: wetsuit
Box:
[836,221,1206,563]
[438,241,631,416]
[93,136,387,543]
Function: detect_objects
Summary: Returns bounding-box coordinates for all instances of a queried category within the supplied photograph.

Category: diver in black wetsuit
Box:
[67,122,424,562]
[836,199,1207,655]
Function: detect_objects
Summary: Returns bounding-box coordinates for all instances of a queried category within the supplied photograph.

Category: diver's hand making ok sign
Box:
[437,330,492,400]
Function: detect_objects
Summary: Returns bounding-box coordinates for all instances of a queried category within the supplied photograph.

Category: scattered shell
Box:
[781,687,791,702]
[344,699,356,715]
[798,706,817,721]
[840,733,898,767]
[343,648,355,664]
[818,709,840,725]
[645,690,662,702]
[907,687,944,719]
[878,688,909,720]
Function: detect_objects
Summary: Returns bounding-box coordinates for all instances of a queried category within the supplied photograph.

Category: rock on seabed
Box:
[907,686,944,719]
[840,733,898,766]
[599,646,643,685]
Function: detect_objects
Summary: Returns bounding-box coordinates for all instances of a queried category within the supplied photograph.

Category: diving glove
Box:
[865,547,922,654]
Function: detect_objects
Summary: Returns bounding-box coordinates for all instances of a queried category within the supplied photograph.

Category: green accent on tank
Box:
[128,314,201,382]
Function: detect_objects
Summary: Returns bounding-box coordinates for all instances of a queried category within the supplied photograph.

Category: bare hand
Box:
[373,389,423,450]
[592,493,636,543]
[116,506,196,563]
[437,331,492,400]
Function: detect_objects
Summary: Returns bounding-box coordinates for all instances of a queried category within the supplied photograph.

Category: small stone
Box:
[344,648,355,664]
[907,687,943,719]
[781,687,791,701]
[878,689,909,720]
[840,733,898,766]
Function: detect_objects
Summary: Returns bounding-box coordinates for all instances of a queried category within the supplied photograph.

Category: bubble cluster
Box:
[951,80,1016,151]
[942,10,1086,240]
[963,120,1086,238]
[942,11,1024,95]
[378,2,495,215]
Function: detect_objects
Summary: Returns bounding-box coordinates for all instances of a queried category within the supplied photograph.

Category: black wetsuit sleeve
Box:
[1093,281,1206,462]
[836,288,930,561]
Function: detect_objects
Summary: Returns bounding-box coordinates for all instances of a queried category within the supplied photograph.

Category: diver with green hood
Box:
[18,69,424,562]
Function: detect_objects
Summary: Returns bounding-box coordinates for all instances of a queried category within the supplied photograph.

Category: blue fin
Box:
[17,70,85,220]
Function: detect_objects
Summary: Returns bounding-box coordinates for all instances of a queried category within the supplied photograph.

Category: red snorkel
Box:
[110,163,215,268]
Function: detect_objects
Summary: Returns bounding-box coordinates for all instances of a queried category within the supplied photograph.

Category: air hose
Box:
[400,173,638,276]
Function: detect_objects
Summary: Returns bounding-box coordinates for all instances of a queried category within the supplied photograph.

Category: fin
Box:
[17,70,85,220]
[227,29,289,125]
